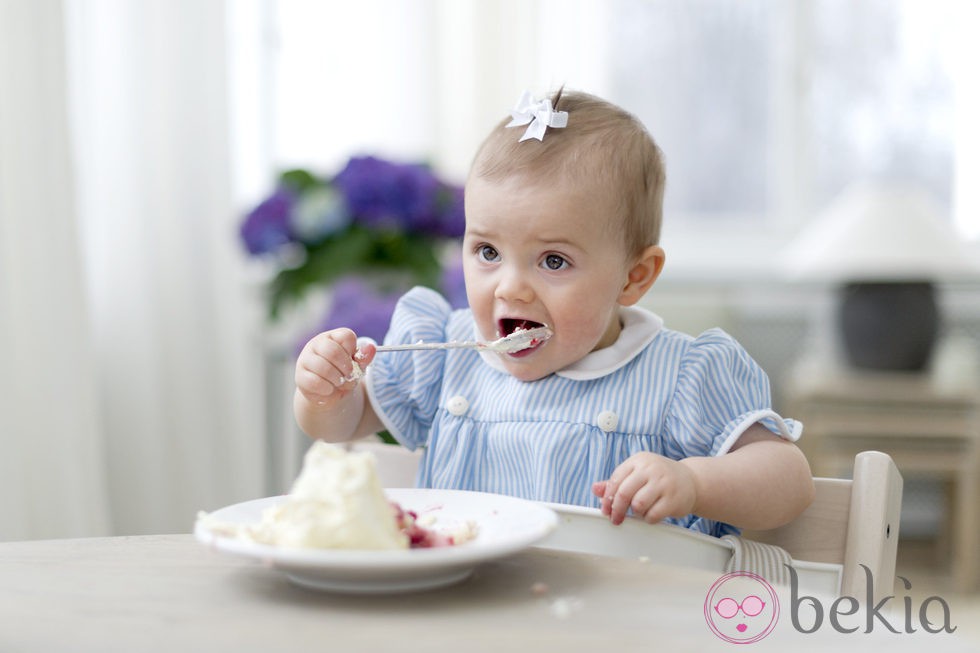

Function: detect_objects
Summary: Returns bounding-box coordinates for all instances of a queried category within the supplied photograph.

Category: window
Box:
[606,0,974,240]
[271,0,438,171]
[610,0,776,219]
[231,0,979,279]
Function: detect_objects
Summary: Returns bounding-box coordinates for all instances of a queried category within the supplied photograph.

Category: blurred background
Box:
[2,0,979,590]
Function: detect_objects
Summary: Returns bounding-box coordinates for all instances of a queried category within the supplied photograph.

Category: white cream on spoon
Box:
[371,325,553,354]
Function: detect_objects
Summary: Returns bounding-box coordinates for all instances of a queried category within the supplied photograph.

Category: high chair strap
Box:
[721,535,793,586]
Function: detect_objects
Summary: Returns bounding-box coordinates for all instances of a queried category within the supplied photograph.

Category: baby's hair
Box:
[470,89,666,257]
[551,84,566,110]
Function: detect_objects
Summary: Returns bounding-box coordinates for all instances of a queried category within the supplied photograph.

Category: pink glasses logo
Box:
[704,572,780,644]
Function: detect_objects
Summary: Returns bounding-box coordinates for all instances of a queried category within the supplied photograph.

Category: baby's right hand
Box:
[294,328,377,408]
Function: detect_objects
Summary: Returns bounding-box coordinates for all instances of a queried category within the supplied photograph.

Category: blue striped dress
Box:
[364,287,802,537]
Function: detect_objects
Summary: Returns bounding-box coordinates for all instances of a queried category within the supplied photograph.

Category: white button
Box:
[447,395,469,416]
[597,410,618,432]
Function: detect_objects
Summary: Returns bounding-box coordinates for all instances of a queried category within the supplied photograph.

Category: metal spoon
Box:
[372,325,553,354]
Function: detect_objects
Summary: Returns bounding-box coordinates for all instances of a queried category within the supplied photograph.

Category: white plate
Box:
[195,488,559,594]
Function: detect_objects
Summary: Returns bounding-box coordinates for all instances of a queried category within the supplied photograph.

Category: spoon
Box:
[372,325,553,354]
[340,326,553,384]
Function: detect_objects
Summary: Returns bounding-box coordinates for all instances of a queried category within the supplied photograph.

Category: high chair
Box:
[740,450,903,599]
[537,451,903,601]
[352,440,903,600]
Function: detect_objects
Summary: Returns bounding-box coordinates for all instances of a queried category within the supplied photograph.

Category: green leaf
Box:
[267,227,387,318]
[306,228,376,278]
[264,225,448,320]
[376,430,399,445]
[278,169,321,194]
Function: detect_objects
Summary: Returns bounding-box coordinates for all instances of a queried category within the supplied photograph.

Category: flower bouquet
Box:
[240,156,466,322]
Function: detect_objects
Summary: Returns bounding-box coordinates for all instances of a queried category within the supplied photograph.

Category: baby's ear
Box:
[618,245,665,307]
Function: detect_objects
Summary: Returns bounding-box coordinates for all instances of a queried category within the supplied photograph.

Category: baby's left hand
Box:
[592,452,698,525]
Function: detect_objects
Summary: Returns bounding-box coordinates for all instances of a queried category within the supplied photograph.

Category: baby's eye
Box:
[543,254,568,270]
[478,245,500,262]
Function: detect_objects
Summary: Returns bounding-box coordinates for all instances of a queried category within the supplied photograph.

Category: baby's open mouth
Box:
[498,318,546,338]
[495,318,551,356]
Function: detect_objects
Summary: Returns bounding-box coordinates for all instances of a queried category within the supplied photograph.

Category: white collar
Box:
[477,306,664,380]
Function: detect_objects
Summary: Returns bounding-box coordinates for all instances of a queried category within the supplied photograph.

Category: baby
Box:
[294,89,813,537]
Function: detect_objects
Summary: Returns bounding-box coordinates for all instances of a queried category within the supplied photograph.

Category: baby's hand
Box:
[294,328,377,408]
[591,452,697,526]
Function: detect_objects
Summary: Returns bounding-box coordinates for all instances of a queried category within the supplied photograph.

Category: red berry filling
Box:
[390,502,457,548]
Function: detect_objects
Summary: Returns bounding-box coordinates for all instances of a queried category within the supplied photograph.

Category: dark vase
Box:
[838,281,939,371]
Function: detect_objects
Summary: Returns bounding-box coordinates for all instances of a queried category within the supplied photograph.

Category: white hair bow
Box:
[506,90,568,142]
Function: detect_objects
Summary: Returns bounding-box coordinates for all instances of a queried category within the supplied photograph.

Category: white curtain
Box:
[0,0,610,540]
[0,0,264,540]
[0,0,111,540]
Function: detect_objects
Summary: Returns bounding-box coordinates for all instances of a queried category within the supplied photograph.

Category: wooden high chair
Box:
[741,450,903,599]
[537,450,903,601]
[353,440,904,599]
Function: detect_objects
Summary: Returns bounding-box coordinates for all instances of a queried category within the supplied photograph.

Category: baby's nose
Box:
[494,267,534,303]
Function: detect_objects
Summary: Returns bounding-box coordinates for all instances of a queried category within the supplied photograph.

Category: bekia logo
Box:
[704,572,780,644]
[704,565,957,643]
[788,566,956,635]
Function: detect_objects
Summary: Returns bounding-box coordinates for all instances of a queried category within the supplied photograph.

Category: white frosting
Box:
[482,325,553,353]
[245,442,407,550]
[342,359,365,384]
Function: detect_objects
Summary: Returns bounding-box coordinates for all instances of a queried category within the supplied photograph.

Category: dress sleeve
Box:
[363,286,451,450]
[663,328,802,459]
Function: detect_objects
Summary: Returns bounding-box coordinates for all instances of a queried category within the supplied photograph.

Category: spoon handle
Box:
[374,341,483,352]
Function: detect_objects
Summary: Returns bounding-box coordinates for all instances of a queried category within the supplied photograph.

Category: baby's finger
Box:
[609,474,646,525]
[638,495,674,525]
[295,367,337,402]
[298,347,349,386]
[591,481,607,498]
[628,481,663,521]
[310,328,357,358]
[597,479,619,516]
[309,342,358,380]
[327,327,359,352]
[354,341,377,367]
[598,463,636,517]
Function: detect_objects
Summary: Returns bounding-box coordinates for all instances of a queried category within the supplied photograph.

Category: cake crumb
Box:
[549,597,584,620]
[416,513,437,527]
[345,360,364,382]
[530,582,549,596]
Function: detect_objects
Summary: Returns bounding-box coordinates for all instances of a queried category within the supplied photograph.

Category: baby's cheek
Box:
[559,320,607,352]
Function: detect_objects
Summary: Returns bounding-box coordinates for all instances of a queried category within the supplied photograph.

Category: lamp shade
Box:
[783,182,979,372]
[782,182,978,283]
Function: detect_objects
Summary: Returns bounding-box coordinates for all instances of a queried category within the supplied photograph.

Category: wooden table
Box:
[0,535,972,652]
[788,367,980,592]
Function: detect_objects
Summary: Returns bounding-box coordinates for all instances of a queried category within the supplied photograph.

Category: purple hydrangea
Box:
[290,185,351,244]
[440,252,468,309]
[240,188,295,255]
[436,185,466,238]
[333,156,454,234]
[245,157,467,324]
[314,276,402,344]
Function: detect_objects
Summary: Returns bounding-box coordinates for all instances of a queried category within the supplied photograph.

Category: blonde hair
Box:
[469,89,666,257]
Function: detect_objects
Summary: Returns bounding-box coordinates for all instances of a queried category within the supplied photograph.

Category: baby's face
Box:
[463,175,635,381]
